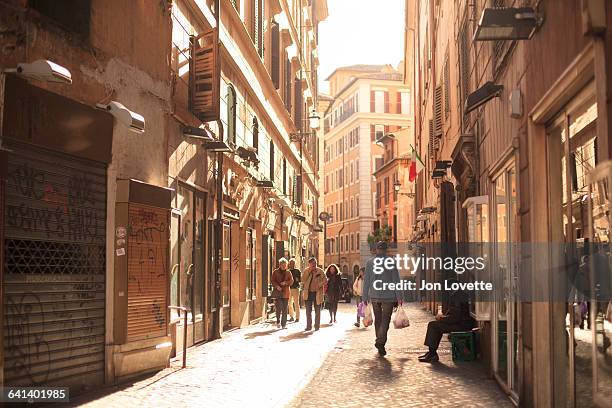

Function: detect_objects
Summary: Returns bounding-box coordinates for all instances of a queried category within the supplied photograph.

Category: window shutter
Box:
[370,91,375,113]
[384,91,389,113]
[294,174,303,207]
[284,54,292,112]
[189,28,220,122]
[397,92,402,114]
[227,85,237,145]
[271,22,280,89]
[370,125,375,141]
[434,86,443,137]
[444,58,450,118]
[294,78,303,130]
[269,140,275,181]
[428,119,435,159]
[252,117,259,151]
[252,0,264,57]
[282,158,287,194]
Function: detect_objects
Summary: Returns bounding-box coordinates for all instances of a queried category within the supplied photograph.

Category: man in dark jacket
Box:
[362,241,403,357]
[419,283,476,362]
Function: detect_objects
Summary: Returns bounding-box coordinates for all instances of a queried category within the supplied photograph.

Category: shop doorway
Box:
[491,164,520,400]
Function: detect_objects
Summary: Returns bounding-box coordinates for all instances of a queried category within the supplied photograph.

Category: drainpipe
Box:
[213,0,222,340]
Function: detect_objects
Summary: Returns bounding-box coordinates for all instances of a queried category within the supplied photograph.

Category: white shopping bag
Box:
[393,306,410,329]
[363,303,374,327]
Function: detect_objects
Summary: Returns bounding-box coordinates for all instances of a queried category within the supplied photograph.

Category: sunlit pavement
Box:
[288,304,512,408]
[71,303,511,408]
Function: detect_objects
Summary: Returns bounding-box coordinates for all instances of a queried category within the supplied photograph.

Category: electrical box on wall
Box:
[509,89,523,119]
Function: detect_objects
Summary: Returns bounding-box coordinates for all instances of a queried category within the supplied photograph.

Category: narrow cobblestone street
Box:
[71,303,511,407]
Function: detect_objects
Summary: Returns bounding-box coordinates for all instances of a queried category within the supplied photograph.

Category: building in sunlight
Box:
[320,64,411,279]
[0,0,327,391]
[407,0,612,406]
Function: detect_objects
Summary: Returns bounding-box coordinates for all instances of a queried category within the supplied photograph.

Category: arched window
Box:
[227,84,237,146]
[252,116,259,152]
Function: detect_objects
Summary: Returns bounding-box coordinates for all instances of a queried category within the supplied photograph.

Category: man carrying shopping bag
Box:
[362,241,403,357]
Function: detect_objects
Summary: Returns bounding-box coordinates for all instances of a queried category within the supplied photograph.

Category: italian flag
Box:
[409,147,425,182]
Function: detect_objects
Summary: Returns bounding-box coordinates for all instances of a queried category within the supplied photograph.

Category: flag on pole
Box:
[409,147,425,182]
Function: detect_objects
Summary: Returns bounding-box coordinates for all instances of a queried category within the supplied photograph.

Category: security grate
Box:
[5,239,105,275]
[3,143,106,390]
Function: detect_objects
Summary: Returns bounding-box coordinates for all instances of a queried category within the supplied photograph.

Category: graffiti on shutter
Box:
[4,143,106,389]
[189,28,220,123]
[127,204,169,341]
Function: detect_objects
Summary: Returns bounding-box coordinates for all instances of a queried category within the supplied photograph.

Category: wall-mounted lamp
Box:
[308,109,321,130]
[4,59,72,84]
[96,101,145,133]
[202,140,232,152]
[182,126,214,139]
[255,179,274,188]
[393,180,415,198]
[473,7,543,41]
[465,81,503,114]
[419,206,437,214]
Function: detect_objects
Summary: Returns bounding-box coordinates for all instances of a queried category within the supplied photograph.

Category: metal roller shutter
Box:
[126,204,168,340]
[3,142,106,389]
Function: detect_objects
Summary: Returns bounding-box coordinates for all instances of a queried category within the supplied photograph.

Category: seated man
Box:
[419,284,476,363]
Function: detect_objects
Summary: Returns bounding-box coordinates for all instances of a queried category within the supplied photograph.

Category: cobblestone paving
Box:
[71,303,511,408]
[71,309,353,408]
[288,303,513,408]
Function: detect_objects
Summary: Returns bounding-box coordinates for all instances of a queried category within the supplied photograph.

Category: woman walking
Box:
[353,268,364,327]
[325,264,342,324]
[271,258,294,329]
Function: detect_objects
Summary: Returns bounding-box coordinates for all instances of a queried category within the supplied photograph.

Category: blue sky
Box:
[317,0,405,94]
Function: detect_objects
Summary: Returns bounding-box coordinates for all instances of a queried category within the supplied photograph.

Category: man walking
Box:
[419,284,475,362]
[362,241,402,356]
[287,258,301,322]
[301,257,326,331]
[271,258,294,329]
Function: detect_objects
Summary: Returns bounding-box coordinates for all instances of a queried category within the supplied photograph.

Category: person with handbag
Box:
[353,268,364,327]
[301,257,326,331]
[362,241,403,357]
[271,258,294,329]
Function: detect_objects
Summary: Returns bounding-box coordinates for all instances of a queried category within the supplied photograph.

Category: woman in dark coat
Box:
[325,264,342,323]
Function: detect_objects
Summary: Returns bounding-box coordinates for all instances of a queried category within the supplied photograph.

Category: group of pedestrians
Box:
[271,241,476,361]
[271,257,345,331]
